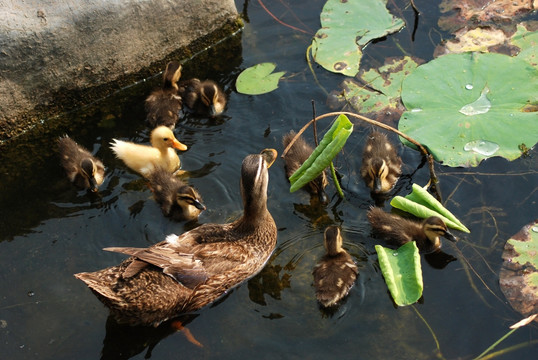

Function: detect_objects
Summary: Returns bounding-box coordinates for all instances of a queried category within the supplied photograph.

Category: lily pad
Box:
[311,0,404,77]
[376,242,423,306]
[340,57,420,121]
[289,115,353,193]
[499,220,538,320]
[236,63,286,95]
[510,24,538,69]
[390,184,470,233]
[399,52,538,167]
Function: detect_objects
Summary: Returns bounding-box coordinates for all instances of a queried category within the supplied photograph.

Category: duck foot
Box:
[170,320,203,348]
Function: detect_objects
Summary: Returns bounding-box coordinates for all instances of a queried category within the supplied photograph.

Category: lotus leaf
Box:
[499,220,538,321]
[311,0,404,77]
[510,24,538,69]
[289,115,353,193]
[376,242,423,306]
[236,63,286,95]
[399,52,538,167]
[340,57,419,119]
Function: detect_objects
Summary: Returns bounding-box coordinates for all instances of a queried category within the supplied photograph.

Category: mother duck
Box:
[75,149,278,326]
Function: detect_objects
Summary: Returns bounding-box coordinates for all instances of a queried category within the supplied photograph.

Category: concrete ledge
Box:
[0,0,240,141]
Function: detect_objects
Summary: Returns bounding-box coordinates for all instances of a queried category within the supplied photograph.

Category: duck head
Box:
[324,226,344,256]
[80,158,99,192]
[423,216,458,248]
[200,82,226,116]
[240,149,277,217]
[163,61,182,91]
[150,126,187,151]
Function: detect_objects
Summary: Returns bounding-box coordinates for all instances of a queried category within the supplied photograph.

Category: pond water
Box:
[1,0,537,359]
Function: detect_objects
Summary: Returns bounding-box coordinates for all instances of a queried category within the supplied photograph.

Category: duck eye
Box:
[163,137,169,141]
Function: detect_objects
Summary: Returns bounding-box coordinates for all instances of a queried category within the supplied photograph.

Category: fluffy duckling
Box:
[360,131,402,194]
[145,61,183,129]
[110,126,187,177]
[74,149,278,326]
[178,78,226,116]
[282,131,329,203]
[148,168,206,221]
[367,207,457,253]
[313,226,358,308]
[58,135,105,192]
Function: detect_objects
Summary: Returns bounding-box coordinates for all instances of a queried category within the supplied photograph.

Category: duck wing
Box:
[104,245,208,288]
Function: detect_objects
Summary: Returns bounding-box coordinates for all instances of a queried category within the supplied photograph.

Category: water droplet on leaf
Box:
[459,86,491,115]
[465,84,473,90]
[463,140,499,156]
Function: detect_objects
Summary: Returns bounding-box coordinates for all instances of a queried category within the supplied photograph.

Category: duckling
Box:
[57,135,105,192]
[110,126,187,177]
[360,131,402,194]
[178,78,226,116]
[282,131,329,203]
[75,149,278,326]
[145,61,183,129]
[148,167,206,222]
[312,226,358,308]
[367,207,457,253]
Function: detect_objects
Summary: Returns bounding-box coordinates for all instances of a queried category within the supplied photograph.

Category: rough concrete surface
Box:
[0,0,239,141]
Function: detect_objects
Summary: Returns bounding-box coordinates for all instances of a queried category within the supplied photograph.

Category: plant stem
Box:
[474,328,518,360]
[330,161,344,198]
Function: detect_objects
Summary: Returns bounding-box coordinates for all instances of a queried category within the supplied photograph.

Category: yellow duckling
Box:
[57,135,105,192]
[148,168,206,221]
[74,149,278,326]
[360,131,402,194]
[367,207,457,253]
[312,226,358,308]
[282,131,329,203]
[145,61,183,129]
[178,78,226,116]
[110,126,187,177]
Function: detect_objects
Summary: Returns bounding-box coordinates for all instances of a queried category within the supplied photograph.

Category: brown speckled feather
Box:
[145,61,183,129]
[313,252,358,307]
[360,131,402,193]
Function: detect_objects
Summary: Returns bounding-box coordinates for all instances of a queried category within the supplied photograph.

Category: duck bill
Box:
[260,148,278,168]
[193,199,206,211]
[172,139,188,151]
[89,177,99,193]
[443,231,458,242]
[373,177,382,193]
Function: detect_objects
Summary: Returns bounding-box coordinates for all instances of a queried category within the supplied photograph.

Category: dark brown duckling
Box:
[145,61,183,129]
[367,207,457,253]
[58,135,105,192]
[178,78,226,116]
[74,149,278,326]
[360,131,402,194]
[148,167,206,222]
[313,226,358,308]
[282,131,329,203]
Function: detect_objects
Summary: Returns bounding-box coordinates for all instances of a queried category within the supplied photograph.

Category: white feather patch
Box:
[165,234,179,245]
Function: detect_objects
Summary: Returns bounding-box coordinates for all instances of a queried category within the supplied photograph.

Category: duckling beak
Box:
[443,230,458,242]
[88,177,99,193]
[260,148,278,168]
[193,199,206,211]
[373,177,382,193]
[172,138,188,151]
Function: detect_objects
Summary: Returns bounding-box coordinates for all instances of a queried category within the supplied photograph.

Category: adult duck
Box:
[75,149,278,326]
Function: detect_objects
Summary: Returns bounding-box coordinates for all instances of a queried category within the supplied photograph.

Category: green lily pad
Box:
[341,56,420,118]
[399,52,538,167]
[499,220,538,319]
[236,63,286,95]
[510,24,538,70]
[289,115,353,193]
[390,183,470,233]
[311,0,404,77]
[376,242,423,306]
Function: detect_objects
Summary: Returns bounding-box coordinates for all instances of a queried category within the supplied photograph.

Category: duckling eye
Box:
[163,137,169,141]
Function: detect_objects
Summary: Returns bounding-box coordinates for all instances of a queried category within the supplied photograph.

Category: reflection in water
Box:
[424,249,457,270]
[247,262,292,306]
[101,314,200,360]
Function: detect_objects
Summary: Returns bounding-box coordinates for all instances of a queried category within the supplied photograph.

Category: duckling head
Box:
[176,184,206,215]
[307,173,329,203]
[240,149,277,216]
[324,226,344,256]
[368,158,390,193]
[80,158,99,192]
[163,61,182,91]
[423,217,458,248]
[200,82,226,116]
[150,126,187,152]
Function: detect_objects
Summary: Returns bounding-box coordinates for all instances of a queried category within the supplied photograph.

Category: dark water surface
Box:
[1,1,537,359]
